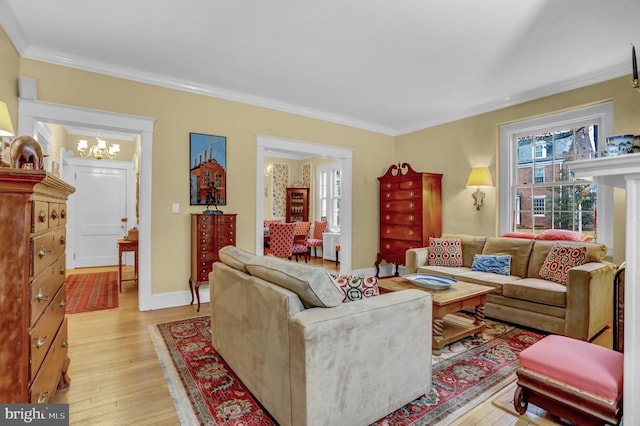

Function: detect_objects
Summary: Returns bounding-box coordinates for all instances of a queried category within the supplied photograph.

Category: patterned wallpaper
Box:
[302,162,311,187]
[272,162,289,218]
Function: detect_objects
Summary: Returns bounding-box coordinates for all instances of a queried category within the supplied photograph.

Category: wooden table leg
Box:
[432,316,444,355]
[473,303,486,337]
[189,279,195,305]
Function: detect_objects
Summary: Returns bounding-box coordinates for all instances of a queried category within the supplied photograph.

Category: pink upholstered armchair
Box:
[264,222,296,259]
[292,221,311,262]
[306,221,328,257]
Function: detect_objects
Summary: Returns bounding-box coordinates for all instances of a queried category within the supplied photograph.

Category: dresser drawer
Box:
[380,238,424,254]
[380,187,422,201]
[32,201,50,232]
[381,212,420,225]
[380,199,423,213]
[30,255,66,326]
[30,285,66,381]
[198,215,235,226]
[30,317,68,404]
[31,229,66,277]
[381,225,422,241]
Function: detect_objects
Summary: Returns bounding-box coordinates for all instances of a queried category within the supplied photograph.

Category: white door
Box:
[70,164,129,267]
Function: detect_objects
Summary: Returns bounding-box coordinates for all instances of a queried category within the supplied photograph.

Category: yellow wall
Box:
[2,23,635,296]
[14,58,394,293]
[396,76,640,265]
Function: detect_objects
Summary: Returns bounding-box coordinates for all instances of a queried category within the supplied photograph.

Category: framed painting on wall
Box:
[189,132,227,206]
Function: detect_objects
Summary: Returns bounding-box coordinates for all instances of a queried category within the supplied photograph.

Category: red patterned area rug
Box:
[65,272,119,314]
[150,315,545,425]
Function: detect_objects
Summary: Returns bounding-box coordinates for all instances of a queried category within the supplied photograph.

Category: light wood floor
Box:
[54,259,608,425]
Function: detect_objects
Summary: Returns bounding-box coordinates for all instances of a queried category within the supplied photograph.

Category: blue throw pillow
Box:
[471,254,511,275]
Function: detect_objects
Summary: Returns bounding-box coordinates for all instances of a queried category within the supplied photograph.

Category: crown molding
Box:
[19,45,396,136]
[396,62,630,136]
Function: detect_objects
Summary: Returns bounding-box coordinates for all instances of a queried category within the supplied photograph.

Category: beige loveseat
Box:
[405,234,616,341]
[210,246,433,426]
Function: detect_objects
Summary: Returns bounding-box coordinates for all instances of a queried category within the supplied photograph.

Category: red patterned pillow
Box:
[427,237,463,267]
[330,274,380,303]
[538,243,587,285]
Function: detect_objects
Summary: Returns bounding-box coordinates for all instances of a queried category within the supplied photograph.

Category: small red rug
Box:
[150,315,545,425]
[65,272,119,314]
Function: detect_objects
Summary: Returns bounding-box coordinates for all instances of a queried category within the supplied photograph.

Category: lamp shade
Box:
[466,167,493,187]
[0,101,15,137]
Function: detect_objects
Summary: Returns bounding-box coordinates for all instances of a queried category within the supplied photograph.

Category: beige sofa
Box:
[405,234,616,341]
[210,246,433,426]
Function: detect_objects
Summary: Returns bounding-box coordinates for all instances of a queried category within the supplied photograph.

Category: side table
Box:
[117,238,138,292]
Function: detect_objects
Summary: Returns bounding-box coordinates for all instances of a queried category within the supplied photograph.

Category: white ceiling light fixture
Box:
[77,138,120,160]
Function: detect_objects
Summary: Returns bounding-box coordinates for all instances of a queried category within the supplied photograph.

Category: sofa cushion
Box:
[427,237,463,267]
[245,256,344,308]
[537,229,594,242]
[538,243,587,286]
[471,254,511,276]
[502,278,567,307]
[329,274,380,302]
[482,237,534,278]
[527,240,606,278]
[441,234,487,267]
[455,270,521,294]
[218,245,255,273]
[416,265,471,280]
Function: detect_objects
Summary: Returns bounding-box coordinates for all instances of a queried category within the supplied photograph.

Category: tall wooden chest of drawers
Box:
[189,213,237,311]
[0,169,75,403]
[375,163,442,277]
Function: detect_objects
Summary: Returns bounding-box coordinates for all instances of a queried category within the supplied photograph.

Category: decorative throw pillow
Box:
[538,229,594,242]
[330,274,380,303]
[500,232,538,240]
[471,254,511,275]
[538,243,587,285]
[427,237,463,267]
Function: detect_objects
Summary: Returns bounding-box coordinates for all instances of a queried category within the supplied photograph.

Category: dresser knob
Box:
[385,215,391,220]
[60,236,66,244]
[409,202,414,209]
[385,203,390,209]
[410,191,414,197]
[38,247,52,258]
[385,193,391,198]
[409,215,414,221]
[60,267,65,275]
[59,298,66,308]
[60,209,66,219]
[385,243,390,249]
[62,339,69,348]
[51,209,58,219]
[38,210,47,222]
[409,230,414,235]
[37,392,49,404]
[385,229,391,234]
[408,181,414,187]
[35,335,48,349]
[36,289,49,302]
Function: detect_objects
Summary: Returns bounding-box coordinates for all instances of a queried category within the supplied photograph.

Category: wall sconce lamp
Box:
[0,101,15,137]
[466,167,493,210]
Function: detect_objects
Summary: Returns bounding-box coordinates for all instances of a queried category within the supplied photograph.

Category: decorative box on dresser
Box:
[0,169,75,403]
[375,163,442,277]
[189,213,237,311]
[285,187,309,222]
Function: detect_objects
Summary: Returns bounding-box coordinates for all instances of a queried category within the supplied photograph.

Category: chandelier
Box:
[77,138,120,160]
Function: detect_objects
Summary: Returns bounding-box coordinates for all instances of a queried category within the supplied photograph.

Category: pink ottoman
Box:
[514,334,623,425]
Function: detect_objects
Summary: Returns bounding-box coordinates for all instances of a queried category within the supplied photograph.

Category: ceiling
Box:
[1,0,639,136]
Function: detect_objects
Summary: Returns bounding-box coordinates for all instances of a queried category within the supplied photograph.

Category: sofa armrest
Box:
[405,247,429,274]
[565,261,617,340]
[288,290,432,426]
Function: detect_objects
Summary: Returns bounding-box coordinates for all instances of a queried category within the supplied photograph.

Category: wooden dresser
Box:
[189,213,237,311]
[375,163,442,277]
[0,169,75,403]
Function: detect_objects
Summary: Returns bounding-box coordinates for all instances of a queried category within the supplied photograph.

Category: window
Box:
[499,102,613,246]
[317,162,341,229]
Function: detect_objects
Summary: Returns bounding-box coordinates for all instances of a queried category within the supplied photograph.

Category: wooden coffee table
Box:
[380,276,495,355]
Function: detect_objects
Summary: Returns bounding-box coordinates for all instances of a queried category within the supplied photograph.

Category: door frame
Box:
[61,153,137,269]
[18,98,155,311]
[256,134,353,273]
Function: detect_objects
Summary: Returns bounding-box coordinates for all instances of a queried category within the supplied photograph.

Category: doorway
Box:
[17,98,155,311]
[256,134,353,273]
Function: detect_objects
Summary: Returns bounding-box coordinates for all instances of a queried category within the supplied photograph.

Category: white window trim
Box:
[499,102,614,254]
[316,161,341,231]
